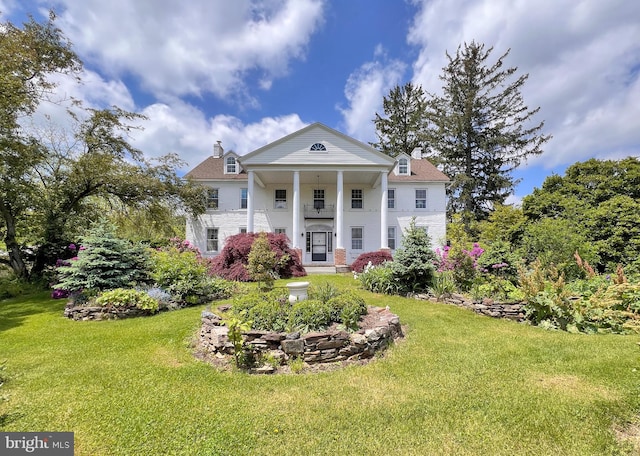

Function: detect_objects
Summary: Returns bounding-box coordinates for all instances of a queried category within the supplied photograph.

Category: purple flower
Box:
[79,246,86,251]
[68,243,77,251]
[51,289,70,299]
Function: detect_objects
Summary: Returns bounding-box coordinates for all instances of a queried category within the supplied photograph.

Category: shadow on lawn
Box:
[0,293,63,333]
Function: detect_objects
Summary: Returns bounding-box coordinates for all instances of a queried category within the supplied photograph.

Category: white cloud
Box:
[52,0,325,102]
[337,49,406,142]
[407,0,640,169]
[131,100,307,171]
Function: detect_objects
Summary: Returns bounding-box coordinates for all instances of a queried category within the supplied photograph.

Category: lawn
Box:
[1,274,639,455]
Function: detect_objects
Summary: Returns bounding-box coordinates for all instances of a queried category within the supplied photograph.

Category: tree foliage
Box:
[426,41,551,227]
[371,82,430,157]
[0,13,206,279]
[523,157,640,271]
[55,222,151,293]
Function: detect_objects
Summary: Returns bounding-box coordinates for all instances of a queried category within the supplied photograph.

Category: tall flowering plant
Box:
[435,242,485,291]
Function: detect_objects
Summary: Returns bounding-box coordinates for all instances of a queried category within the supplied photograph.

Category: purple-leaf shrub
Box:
[208,233,306,281]
[351,250,394,273]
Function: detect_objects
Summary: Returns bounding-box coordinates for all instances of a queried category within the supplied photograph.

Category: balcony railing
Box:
[304,204,335,219]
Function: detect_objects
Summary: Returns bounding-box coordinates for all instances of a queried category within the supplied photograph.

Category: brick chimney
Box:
[213,140,223,158]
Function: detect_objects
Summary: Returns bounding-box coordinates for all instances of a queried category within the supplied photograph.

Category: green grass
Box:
[1,275,639,455]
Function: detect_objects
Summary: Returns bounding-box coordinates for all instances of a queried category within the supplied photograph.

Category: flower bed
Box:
[197,306,403,373]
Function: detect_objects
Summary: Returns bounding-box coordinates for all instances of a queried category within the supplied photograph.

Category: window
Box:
[351,227,363,250]
[313,189,325,210]
[239,227,247,234]
[328,231,333,252]
[240,188,247,209]
[206,228,219,252]
[415,189,427,209]
[306,232,311,253]
[275,189,287,209]
[398,157,408,175]
[274,228,286,235]
[388,188,395,209]
[351,189,363,209]
[225,156,236,174]
[388,226,396,250]
[206,188,219,209]
[310,142,326,151]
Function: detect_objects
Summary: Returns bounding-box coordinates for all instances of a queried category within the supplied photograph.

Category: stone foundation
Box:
[198,306,403,369]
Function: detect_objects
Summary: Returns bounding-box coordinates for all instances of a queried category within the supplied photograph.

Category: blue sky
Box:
[3,0,640,202]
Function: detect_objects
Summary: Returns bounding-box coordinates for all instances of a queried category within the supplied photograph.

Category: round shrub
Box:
[288,299,333,332]
[96,288,159,312]
[351,250,393,273]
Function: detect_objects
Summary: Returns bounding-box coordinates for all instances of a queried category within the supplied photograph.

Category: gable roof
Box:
[238,123,396,167]
[185,156,247,180]
[389,159,449,182]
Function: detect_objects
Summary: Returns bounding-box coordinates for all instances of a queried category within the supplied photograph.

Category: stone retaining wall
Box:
[64,304,153,321]
[414,293,525,321]
[198,306,403,368]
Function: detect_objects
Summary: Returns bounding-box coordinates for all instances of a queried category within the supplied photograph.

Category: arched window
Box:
[226,156,236,174]
[310,143,327,151]
[398,157,408,175]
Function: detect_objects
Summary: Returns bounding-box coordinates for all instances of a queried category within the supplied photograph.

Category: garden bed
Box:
[197,305,403,373]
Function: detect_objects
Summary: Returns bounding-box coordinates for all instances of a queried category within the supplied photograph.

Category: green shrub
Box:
[327,291,367,331]
[288,299,332,332]
[96,288,159,312]
[430,271,456,301]
[357,262,401,295]
[474,276,524,302]
[150,248,210,303]
[309,281,340,304]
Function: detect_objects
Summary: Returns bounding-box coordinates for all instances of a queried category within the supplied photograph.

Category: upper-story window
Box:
[240,188,247,209]
[225,156,237,174]
[415,189,427,209]
[206,188,219,209]
[388,188,395,209]
[275,189,287,209]
[351,189,363,209]
[310,143,327,152]
[313,189,325,209]
[398,158,409,175]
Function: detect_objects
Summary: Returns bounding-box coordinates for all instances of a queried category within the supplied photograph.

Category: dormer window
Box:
[225,156,237,174]
[398,157,408,175]
[310,143,327,152]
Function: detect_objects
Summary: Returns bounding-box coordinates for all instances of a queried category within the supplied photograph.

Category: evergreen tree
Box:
[56,222,151,293]
[427,41,551,228]
[392,218,436,293]
[371,82,430,157]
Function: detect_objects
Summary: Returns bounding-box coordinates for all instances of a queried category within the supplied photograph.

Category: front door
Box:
[311,232,327,262]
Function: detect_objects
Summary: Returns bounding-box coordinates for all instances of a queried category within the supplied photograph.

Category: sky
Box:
[2,0,640,202]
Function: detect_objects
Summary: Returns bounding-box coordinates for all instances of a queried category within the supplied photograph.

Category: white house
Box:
[185,123,448,270]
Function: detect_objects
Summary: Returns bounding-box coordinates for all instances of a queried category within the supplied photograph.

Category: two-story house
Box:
[185,122,448,270]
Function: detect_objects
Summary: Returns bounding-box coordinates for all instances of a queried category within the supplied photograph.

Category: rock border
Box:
[64,303,155,320]
[197,306,403,373]
[413,292,525,321]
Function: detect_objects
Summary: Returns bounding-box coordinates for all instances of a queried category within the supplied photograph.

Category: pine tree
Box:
[427,41,551,229]
[371,82,431,157]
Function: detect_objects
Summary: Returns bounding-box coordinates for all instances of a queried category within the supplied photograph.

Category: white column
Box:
[336,170,344,249]
[380,171,388,249]
[292,171,300,249]
[247,170,255,233]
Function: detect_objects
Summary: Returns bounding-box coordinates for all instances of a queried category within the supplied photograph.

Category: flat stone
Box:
[281,339,304,355]
[317,339,348,350]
